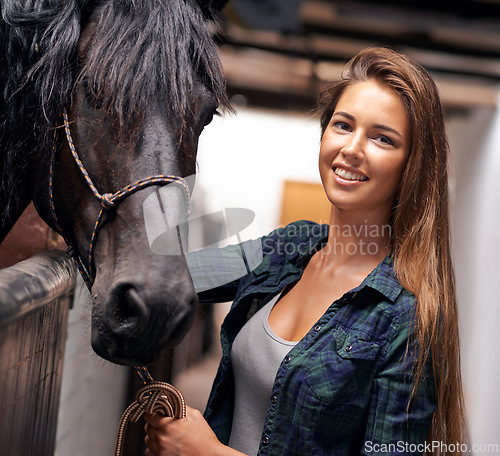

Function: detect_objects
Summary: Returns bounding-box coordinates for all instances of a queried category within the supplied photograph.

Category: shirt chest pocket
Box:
[304,328,380,407]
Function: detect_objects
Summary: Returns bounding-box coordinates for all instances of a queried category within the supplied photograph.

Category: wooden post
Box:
[0,251,75,456]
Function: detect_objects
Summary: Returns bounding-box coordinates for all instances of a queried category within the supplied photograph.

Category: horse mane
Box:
[0,0,228,220]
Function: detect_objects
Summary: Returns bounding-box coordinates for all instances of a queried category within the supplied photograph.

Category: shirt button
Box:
[262,436,270,446]
[314,325,321,332]
[284,355,291,364]
[271,394,277,404]
[345,344,353,352]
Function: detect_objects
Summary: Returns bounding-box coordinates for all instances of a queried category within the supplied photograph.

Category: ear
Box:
[195,0,229,19]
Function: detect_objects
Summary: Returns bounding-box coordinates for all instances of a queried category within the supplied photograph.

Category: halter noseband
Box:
[49,109,191,291]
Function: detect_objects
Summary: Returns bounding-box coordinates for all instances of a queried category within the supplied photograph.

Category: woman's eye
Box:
[333,121,351,132]
[375,135,394,146]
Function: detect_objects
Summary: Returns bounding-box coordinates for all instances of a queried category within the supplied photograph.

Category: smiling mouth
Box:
[334,167,369,182]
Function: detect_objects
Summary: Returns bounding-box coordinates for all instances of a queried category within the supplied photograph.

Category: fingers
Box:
[144,434,158,455]
[144,436,156,456]
[144,412,175,430]
[144,410,203,456]
[144,413,174,456]
[144,422,161,447]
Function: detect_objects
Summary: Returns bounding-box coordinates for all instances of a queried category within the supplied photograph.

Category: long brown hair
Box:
[317,47,466,453]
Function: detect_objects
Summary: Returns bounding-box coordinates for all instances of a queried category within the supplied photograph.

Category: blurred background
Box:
[1,0,499,454]
[194,2,500,454]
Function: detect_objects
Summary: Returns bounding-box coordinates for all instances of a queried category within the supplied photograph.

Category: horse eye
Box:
[203,108,220,127]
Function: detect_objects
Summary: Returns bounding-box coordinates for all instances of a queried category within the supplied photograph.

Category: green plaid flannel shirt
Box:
[194,220,436,456]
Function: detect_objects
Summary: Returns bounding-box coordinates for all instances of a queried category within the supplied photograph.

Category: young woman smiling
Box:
[144,48,466,456]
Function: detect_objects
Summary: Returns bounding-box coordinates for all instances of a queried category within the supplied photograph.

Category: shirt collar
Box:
[295,224,403,303]
[357,254,403,303]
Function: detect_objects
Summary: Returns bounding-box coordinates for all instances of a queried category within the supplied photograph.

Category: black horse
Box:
[0,0,229,366]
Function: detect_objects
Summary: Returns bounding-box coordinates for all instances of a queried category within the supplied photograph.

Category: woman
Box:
[144,47,466,455]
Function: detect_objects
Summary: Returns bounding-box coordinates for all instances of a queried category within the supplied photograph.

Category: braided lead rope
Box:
[134,366,155,385]
[114,381,186,456]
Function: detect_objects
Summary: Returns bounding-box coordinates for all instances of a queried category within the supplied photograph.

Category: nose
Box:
[105,283,150,337]
[341,131,364,161]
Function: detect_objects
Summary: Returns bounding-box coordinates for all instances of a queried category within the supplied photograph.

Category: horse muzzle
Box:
[90,279,198,366]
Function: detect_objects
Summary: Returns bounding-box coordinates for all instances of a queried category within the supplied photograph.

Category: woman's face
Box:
[319,79,410,220]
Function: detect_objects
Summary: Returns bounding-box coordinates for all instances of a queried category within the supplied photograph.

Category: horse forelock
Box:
[80,0,229,141]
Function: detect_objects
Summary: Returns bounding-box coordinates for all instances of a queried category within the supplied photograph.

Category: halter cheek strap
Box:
[49,109,191,383]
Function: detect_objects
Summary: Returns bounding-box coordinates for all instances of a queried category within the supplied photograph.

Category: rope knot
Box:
[101,193,116,208]
[114,382,186,456]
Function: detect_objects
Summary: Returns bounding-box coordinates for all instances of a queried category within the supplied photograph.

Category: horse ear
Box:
[195,0,229,19]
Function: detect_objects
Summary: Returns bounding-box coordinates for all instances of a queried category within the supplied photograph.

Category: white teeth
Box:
[334,167,368,181]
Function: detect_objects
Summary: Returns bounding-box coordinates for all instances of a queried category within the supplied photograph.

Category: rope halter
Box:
[49,108,191,290]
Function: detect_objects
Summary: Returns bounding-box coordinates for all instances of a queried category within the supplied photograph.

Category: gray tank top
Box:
[228,293,297,455]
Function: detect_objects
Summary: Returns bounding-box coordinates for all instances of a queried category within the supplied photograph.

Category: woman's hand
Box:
[144,405,241,456]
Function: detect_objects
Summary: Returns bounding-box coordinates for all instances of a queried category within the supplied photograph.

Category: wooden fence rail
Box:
[0,250,75,456]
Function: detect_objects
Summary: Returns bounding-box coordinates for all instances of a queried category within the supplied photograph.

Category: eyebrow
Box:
[334,111,404,139]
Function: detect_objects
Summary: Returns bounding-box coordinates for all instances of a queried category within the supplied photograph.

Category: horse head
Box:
[0,0,229,366]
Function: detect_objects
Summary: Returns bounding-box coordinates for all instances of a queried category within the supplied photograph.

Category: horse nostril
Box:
[108,285,150,336]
